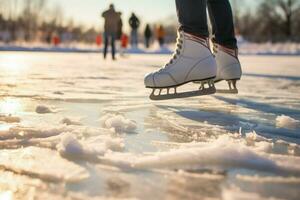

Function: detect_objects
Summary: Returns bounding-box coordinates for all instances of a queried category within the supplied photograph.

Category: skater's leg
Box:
[207,0,242,93]
[207,0,237,48]
[111,34,116,60]
[103,34,109,59]
[132,29,138,47]
[175,0,208,38]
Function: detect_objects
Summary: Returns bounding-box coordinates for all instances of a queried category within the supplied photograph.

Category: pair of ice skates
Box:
[144,31,242,100]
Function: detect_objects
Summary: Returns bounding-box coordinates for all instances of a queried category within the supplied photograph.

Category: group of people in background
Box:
[102,4,166,60]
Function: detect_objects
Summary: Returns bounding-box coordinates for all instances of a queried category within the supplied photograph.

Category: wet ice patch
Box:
[35,105,54,114]
[100,113,137,133]
[276,115,299,129]
[0,114,21,123]
[0,147,89,182]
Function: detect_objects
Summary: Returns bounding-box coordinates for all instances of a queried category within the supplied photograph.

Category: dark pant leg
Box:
[104,34,109,59]
[207,0,237,48]
[145,38,149,48]
[111,34,116,60]
[175,0,208,38]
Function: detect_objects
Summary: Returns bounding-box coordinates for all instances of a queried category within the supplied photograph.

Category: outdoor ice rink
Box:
[0,52,300,200]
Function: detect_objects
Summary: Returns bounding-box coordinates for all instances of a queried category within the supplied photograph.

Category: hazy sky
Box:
[51,0,176,30]
[49,0,259,30]
[1,0,259,31]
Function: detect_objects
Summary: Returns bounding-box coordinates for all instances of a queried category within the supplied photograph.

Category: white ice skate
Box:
[144,31,217,100]
[213,43,242,94]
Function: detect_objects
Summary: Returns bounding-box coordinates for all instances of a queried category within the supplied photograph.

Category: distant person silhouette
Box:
[129,13,140,47]
[156,25,165,47]
[144,24,152,48]
[102,4,121,60]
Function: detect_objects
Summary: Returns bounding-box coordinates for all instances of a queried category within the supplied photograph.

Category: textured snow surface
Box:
[0,52,300,199]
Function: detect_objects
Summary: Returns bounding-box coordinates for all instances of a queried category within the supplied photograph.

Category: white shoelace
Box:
[159,32,184,72]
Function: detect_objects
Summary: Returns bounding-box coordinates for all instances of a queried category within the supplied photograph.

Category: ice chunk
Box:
[35,105,53,114]
[0,147,89,182]
[100,114,137,133]
[276,115,299,129]
[0,114,21,123]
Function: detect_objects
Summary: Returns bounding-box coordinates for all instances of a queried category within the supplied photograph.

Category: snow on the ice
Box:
[35,105,53,114]
[57,133,124,160]
[99,136,300,174]
[131,136,280,172]
[100,113,137,133]
[60,117,82,126]
[0,114,21,123]
[276,115,299,129]
[0,147,89,182]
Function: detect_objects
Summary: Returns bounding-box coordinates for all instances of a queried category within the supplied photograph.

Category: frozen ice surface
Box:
[0,147,89,182]
[0,52,300,199]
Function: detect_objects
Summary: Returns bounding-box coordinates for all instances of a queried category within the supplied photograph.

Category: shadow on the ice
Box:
[244,73,300,81]
[214,96,300,117]
[157,100,300,144]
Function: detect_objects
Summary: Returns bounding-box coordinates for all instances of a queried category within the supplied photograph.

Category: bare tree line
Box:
[233,0,300,42]
[1,0,300,44]
[0,0,98,43]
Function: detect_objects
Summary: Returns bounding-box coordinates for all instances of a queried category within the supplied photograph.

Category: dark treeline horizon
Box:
[0,0,300,44]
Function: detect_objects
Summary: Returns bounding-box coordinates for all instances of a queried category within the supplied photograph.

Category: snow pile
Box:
[100,114,137,133]
[276,115,299,129]
[60,117,82,126]
[245,131,273,152]
[0,114,21,123]
[132,136,278,171]
[100,136,295,174]
[57,133,124,160]
[35,105,53,114]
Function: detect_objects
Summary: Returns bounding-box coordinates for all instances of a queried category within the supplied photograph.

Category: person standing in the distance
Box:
[156,25,166,47]
[102,4,121,60]
[144,0,242,100]
[144,24,152,48]
[129,13,140,47]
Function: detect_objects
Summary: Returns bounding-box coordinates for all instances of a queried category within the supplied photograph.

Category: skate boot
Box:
[213,43,242,94]
[144,31,217,100]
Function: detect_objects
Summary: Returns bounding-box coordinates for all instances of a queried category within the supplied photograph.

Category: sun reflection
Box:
[0,191,13,200]
[0,53,28,75]
[0,99,22,114]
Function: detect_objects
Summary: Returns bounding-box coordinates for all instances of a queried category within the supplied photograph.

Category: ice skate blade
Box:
[150,87,216,101]
[215,79,239,94]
